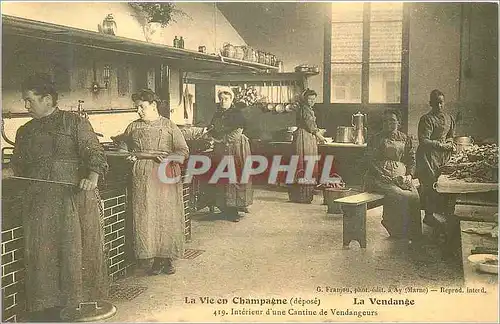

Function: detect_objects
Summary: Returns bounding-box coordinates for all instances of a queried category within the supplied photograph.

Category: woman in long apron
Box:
[117,89,189,275]
[415,89,456,228]
[206,87,253,222]
[289,89,326,203]
[5,74,108,320]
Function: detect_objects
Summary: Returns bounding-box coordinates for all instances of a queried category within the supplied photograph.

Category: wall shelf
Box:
[185,71,319,83]
[2,14,277,74]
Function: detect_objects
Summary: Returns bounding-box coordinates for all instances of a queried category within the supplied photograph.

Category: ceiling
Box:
[217,2,313,48]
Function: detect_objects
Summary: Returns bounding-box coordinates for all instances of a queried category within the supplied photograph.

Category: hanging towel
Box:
[183,85,194,125]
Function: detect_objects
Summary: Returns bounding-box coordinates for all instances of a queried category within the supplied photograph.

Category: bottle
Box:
[173,36,179,48]
[179,36,185,49]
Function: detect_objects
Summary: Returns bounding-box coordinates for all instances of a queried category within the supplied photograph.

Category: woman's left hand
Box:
[155,154,168,163]
[80,171,99,191]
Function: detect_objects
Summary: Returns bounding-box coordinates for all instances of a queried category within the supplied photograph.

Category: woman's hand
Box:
[79,171,99,191]
[126,155,138,163]
[315,132,326,144]
[155,154,168,163]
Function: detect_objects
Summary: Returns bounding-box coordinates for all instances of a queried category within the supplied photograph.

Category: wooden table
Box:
[434,176,498,258]
[460,221,498,288]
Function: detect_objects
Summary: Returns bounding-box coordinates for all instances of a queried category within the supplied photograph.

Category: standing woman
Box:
[364,109,422,243]
[289,89,326,203]
[207,87,253,222]
[117,89,189,275]
[416,89,456,227]
[3,74,108,320]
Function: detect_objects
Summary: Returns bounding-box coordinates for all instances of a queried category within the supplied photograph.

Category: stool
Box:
[335,192,385,248]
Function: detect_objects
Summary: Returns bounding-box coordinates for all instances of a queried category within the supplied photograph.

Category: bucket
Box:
[288,184,315,204]
[324,187,353,214]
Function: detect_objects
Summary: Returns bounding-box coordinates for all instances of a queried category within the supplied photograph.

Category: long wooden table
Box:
[434,175,498,258]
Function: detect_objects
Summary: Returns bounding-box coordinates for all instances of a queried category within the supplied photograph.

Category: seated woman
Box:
[364,109,422,244]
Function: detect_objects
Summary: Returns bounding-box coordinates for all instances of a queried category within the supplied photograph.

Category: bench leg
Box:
[342,204,367,248]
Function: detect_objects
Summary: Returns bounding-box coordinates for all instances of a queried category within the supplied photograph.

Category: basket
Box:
[288,184,315,204]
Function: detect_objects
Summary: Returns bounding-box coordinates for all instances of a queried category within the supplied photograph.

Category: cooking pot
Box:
[454,136,474,145]
[454,136,474,152]
[336,126,354,143]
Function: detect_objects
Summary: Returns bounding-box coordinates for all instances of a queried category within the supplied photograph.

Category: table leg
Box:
[442,194,461,260]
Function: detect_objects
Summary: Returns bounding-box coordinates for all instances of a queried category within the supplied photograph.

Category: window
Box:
[327,2,406,104]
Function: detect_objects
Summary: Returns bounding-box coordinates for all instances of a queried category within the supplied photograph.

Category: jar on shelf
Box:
[258,51,266,64]
[222,43,235,58]
[270,54,276,67]
[265,53,271,66]
[234,46,245,60]
[244,47,258,62]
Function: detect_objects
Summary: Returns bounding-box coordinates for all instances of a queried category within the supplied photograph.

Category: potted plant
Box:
[129,2,186,27]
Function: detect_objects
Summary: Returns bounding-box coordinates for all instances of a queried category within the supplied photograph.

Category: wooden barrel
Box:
[324,188,353,214]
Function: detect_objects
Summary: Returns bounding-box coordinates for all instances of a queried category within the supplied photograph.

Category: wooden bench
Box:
[334,192,385,248]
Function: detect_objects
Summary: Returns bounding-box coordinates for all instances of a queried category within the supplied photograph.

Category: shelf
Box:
[2,15,276,74]
[185,71,319,83]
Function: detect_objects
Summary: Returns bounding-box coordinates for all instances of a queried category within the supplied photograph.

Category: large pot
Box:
[336,126,355,143]
[454,136,474,152]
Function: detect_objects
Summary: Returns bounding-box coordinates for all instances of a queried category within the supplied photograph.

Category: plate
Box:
[468,254,498,264]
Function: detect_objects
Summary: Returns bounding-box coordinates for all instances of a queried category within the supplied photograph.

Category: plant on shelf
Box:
[129,2,187,27]
[233,86,263,108]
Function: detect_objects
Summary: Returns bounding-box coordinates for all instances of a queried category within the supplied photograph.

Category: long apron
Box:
[21,131,107,312]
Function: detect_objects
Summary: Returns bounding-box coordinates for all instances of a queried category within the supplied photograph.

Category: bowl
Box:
[468,254,498,274]
[468,254,497,264]
[286,126,298,132]
[478,259,499,274]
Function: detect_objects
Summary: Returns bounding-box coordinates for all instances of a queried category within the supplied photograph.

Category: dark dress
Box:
[10,108,108,312]
[415,110,455,215]
[364,130,422,239]
[289,103,319,203]
[209,105,253,213]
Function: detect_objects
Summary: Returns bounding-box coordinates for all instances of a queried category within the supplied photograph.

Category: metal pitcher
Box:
[351,111,367,130]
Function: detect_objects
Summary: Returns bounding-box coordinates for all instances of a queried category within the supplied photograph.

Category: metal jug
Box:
[351,112,367,145]
[351,111,367,130]
[101,14,117,36]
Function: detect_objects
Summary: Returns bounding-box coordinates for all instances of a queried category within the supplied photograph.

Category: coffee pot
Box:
[351,111,367,144]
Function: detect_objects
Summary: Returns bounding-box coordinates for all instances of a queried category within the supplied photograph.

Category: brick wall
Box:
[1,226,25,322]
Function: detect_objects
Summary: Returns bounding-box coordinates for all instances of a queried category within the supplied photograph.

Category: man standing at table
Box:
[2,74,109,321]
[416,89,456,228]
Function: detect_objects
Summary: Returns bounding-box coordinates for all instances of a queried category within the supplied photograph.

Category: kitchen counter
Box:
[250,140,367,186]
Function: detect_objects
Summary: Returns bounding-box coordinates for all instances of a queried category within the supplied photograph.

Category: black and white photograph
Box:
[1,1,498,322]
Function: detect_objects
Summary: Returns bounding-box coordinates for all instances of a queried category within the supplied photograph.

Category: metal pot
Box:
[222,43,235,58]
[234,46,245,60]
[454,136,474,145]
[336,126,355,143]
[454,136,474,152]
